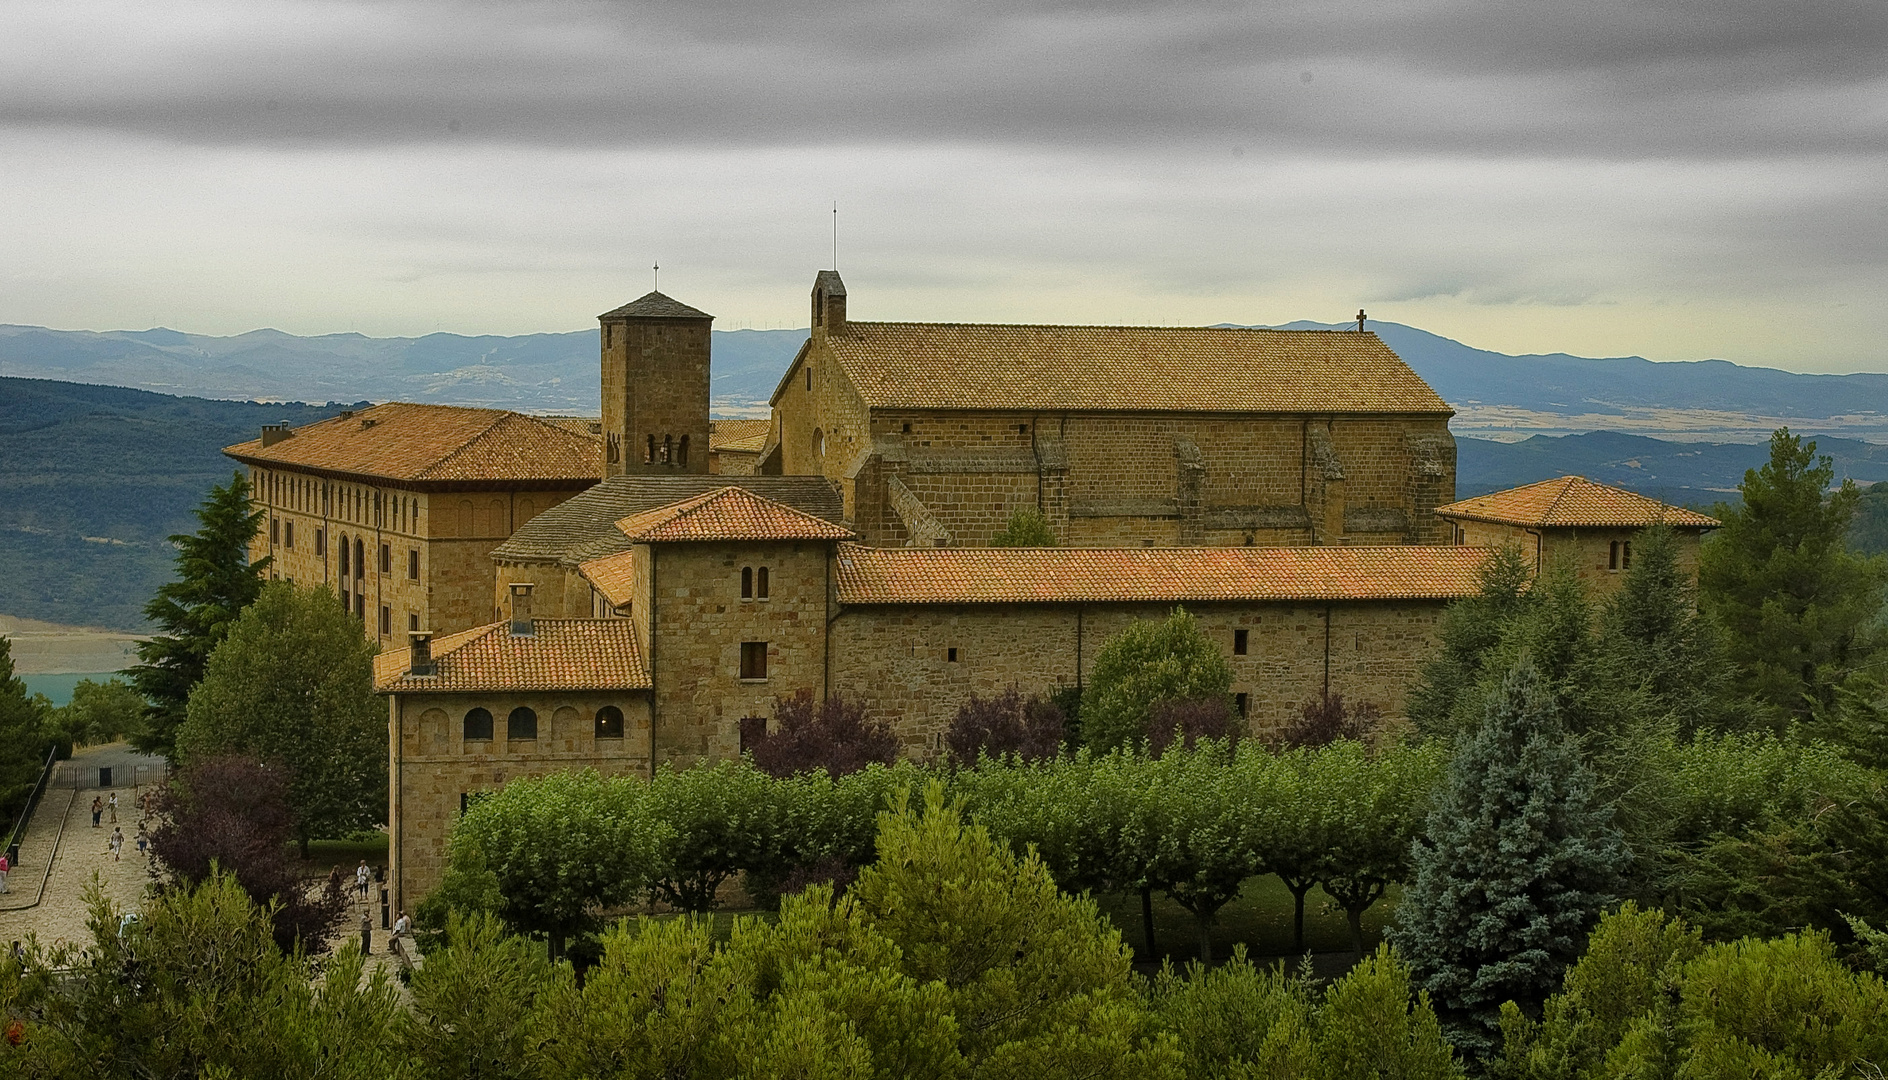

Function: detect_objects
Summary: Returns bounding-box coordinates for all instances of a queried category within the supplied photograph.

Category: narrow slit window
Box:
[1622,541,1632,569]
[1235,692,1249,717]
[756,566,769,600]
[678,434,689,466]
[1233,628,1249,656]
[1609,541,1620,571]
[741,567,753,599]
[947,647,959,662]
[645,435,655,464]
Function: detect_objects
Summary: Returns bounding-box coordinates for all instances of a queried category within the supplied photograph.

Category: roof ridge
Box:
[1541,475,1580,525]
[843,320,1375,335]
[412,410,520,480]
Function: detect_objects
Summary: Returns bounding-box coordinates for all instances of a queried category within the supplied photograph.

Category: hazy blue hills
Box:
[5,319,1887,438]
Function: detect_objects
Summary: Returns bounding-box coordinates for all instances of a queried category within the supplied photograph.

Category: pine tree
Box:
[1407,544,1535,738]
[0,635,52,818]
[1390,660,1629,1060]
[1700,427,1888,722]
[1593,524,1733,734]
[126,470,268,760]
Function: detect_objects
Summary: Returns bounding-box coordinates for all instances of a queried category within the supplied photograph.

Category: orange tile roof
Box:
[797,323,1450,414]
[1436,476,1719,529]
[578,550,639,609]
[614,486,857,543]
[225,402,601,484]
[832,543,1493,605]
[374,618,649,693]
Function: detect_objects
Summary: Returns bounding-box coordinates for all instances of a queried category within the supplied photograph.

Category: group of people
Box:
[336,860,409,961]
[90,790,151,863]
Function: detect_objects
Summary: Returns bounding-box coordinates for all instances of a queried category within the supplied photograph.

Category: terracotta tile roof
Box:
[832,543,1493,605]
[1436,476,1720,529]
[598,291,713,320]
[615,486,857,543]
[374,618,649,693]
[796,323,1450,414]
[490,476,845,566]
[225,402,601,484]
[578,551,640,609]
[710,419,772,455]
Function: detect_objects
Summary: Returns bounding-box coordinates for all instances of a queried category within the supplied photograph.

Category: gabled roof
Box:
[615,486,857,543]
[490,476,845,566]
[1435,476,1719,529]
[710,418,772,455]
[833,543,1492,605]
[225,402,601,485]
[374,618,650,693]
[598,291,713,320]
[578,551,640,609]
[787,323,1450,414]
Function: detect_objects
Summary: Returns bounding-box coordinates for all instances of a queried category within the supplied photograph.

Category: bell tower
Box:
[598,291,713,477]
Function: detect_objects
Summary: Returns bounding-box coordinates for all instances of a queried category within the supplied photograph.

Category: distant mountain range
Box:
[4,319,1886,441]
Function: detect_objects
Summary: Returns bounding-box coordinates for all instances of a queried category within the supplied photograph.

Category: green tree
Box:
[646,759,792,912]
[126,470,268,760]
[1593,525,1733,734]
[1082,607,1233,753]
[1146,947,1318,1079]
[176,582,383,855]
[439,770,666,960]
[1700,427,1888,722]
[0,873,405,1080]
[45,677,146,756]
[1315,946,1462,1080]
[1312,739,1448,959]
[850,783,1182,1075]
[1148,743,1270,965]
[403,910,553,1080]
[991,506,1058,546]
[1390,661,1629,1060]
[1407,544,1535,738]
[0,636,50,819]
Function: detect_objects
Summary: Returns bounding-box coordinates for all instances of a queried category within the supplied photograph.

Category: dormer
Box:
[811,270,846,333]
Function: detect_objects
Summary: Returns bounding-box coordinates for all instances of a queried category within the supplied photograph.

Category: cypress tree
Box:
[1390,660,1629,1060]
[126,471,268,760]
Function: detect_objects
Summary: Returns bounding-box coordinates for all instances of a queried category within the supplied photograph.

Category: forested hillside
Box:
[0,378,351,628]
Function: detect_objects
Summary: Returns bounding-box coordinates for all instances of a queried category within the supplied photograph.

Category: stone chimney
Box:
[408,632,435,677]
[508,583,535,637]
[811,270,846,333]
[260,422,291,447]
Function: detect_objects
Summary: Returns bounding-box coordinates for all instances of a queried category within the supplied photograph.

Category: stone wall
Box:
[1448,520,1707,600]
[388,689,653,908]
[825,598,1450,753]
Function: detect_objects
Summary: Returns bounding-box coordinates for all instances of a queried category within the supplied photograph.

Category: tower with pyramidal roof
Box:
[598,291,713,478]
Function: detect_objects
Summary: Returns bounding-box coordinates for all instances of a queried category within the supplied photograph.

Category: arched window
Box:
[678,434,689,466]
[354,538,365,579]
[662,435,673,464]
[813,428,824,457]
[463,708,493,741]
[741,566,753,599]
[338,533,350,576]
[508,707,538,741]
[757,566,770,600]
[646,435,655,464]
[595,706,625,739]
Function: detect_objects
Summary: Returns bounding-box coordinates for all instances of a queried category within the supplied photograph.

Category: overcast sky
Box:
[3,0,1884,371]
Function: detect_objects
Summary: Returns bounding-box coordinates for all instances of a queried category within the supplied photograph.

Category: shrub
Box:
[945,688,1065,764]
[1082,607,1232,753]
[750,690,898,778]
[148,753,348,953]
[1273,691,1381,750]
[990,506,1057,546]
[1145,696,1239,757]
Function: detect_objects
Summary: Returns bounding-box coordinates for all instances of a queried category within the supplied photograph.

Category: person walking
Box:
[135,826,149,858]
[355,860,369,901]
[90,796,103,828]
[0,852,10,894]
[108,827,123,862]
[107,792,118,824]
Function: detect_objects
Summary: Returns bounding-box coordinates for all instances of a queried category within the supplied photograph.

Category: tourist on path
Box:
[107,792,118,824]
[360,912,372,955]
[135,826,149,858]
[108,827,124,861]
[90,796,103,828]
[355,861,370,899]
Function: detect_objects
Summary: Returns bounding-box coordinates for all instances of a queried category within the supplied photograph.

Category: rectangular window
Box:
[284,521,294,549]
[407,549,419,580]
[408,612,420,632]
[947,647,959,662]
[315,528,326,556]
[1609,541,1620,571]
[1233,628,1249,656]
[270,518,279,545]
[741,566,753,599]
[378,605,391,637]
[379,543,391,575]
[355,594,366,621]
[740,641,769,681]
[1622,541,1632,569]
[805,367,813,391]
[1235,692,1249,717]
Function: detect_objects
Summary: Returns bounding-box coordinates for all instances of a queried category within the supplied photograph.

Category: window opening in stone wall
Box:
[739,715,766,754]
[339,535,350,576]
[1233,628,1249,656]
[285,521,294,549]
[270,518,279,545]
[1622,541,1632,569]
[508,707,538,741]
[663,435,673,464]
[813,428,824,457]
[607,434,620,464]
[354,539,365,579]
[1235,693,1249,717]
[740,641,769,680]
[595,705,625,740]
[1609,541,1620,571]
[806,367,813,391]
[378,605,390,638]
[947,647,959,662]
[646,435,655,464]
[1018,423,1029,433]
[742,567,753,599]
[315,529,325,557]
[380,543,391,575]
[757,566,769,600]
[355,594,366,620]
[463,708,493,740]
[408,549,420,580]
[679,435,689,466]
[408,612,419,632]
[902,422,911,433]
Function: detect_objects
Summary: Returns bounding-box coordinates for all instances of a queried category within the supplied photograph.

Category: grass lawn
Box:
[1095,875,1401,970]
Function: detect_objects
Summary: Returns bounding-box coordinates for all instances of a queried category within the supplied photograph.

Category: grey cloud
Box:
[1,0,1882,158]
